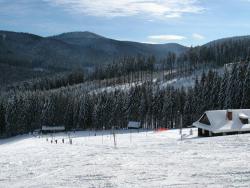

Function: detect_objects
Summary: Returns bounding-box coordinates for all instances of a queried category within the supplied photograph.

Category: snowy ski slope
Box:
[1,129,250,188]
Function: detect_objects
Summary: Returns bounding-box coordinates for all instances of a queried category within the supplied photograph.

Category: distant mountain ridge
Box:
[50,31,188,61]
[0,30,188,71]
[51,31,105,40]
[1,30,250,85]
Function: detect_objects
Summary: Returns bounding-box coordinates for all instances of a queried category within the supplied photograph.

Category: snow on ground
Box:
[1,129,250,188]
[160,67,225,89]
[91,82,143,94]
[160,77,195,89]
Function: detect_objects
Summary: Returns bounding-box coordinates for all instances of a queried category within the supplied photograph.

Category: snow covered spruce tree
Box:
[218,69,229,109]
[241,63,250,108]
[0,98,6,136]
[2,58,250,137]
[224,63,238,109]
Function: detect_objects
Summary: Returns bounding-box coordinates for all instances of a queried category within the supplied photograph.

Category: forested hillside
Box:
[1,60,250,137]
[0,30,187,86]
[179,35,250,69]
[1,30,250,86]
[1,32,250,137]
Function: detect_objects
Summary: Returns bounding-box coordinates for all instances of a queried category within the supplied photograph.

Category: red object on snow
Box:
[156,128,168,132]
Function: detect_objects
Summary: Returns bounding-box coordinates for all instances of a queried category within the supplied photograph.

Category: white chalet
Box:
[193,109,250,137]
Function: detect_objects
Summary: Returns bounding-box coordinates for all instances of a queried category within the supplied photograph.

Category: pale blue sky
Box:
[1,0,250,46]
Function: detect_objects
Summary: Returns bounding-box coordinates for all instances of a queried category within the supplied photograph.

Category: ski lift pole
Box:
[180,113,183,140]
[102,126,105,144]
[178,111,183,140]
[68,132,72,145]
[130,129,132,143]
[112,126,117,148]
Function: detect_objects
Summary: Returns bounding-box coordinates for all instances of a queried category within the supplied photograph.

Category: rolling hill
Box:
[0,30,187,71]
[203,35,250,47]
[0,30,188,85]
[1,30,250,86]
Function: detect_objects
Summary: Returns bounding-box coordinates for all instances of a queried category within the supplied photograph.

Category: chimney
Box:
[227,109,233,121]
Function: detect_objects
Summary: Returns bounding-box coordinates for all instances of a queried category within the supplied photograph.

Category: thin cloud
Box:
[148,35,186,42]
[43,0,204,19]
[142,41,158,44]
[192,33,205,40]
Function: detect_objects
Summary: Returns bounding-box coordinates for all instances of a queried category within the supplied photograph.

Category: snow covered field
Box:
[1,129,250,188]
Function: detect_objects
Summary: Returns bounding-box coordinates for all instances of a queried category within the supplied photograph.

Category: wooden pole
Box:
[130,129,132,143]
[112,126,117,148]
[180,114,183,140]
[102,126,105,144]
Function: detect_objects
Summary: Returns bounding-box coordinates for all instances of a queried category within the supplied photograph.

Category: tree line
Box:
[1,61,250,137]
[5,35,250,93]
[2,36,250,138]
[180,37,250,70]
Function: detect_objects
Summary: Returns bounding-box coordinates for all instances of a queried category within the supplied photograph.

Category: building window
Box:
[199,114,211,125]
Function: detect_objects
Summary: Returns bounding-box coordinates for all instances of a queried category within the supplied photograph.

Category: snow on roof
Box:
[42,126,65,131]
[128,121,140,128]
[193,109,250,133]
[239,113,249,119]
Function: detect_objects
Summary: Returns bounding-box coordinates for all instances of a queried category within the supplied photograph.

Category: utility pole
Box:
[180,113,183,140]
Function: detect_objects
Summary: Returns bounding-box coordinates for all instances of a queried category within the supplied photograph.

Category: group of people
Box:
[46,138,72,144]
